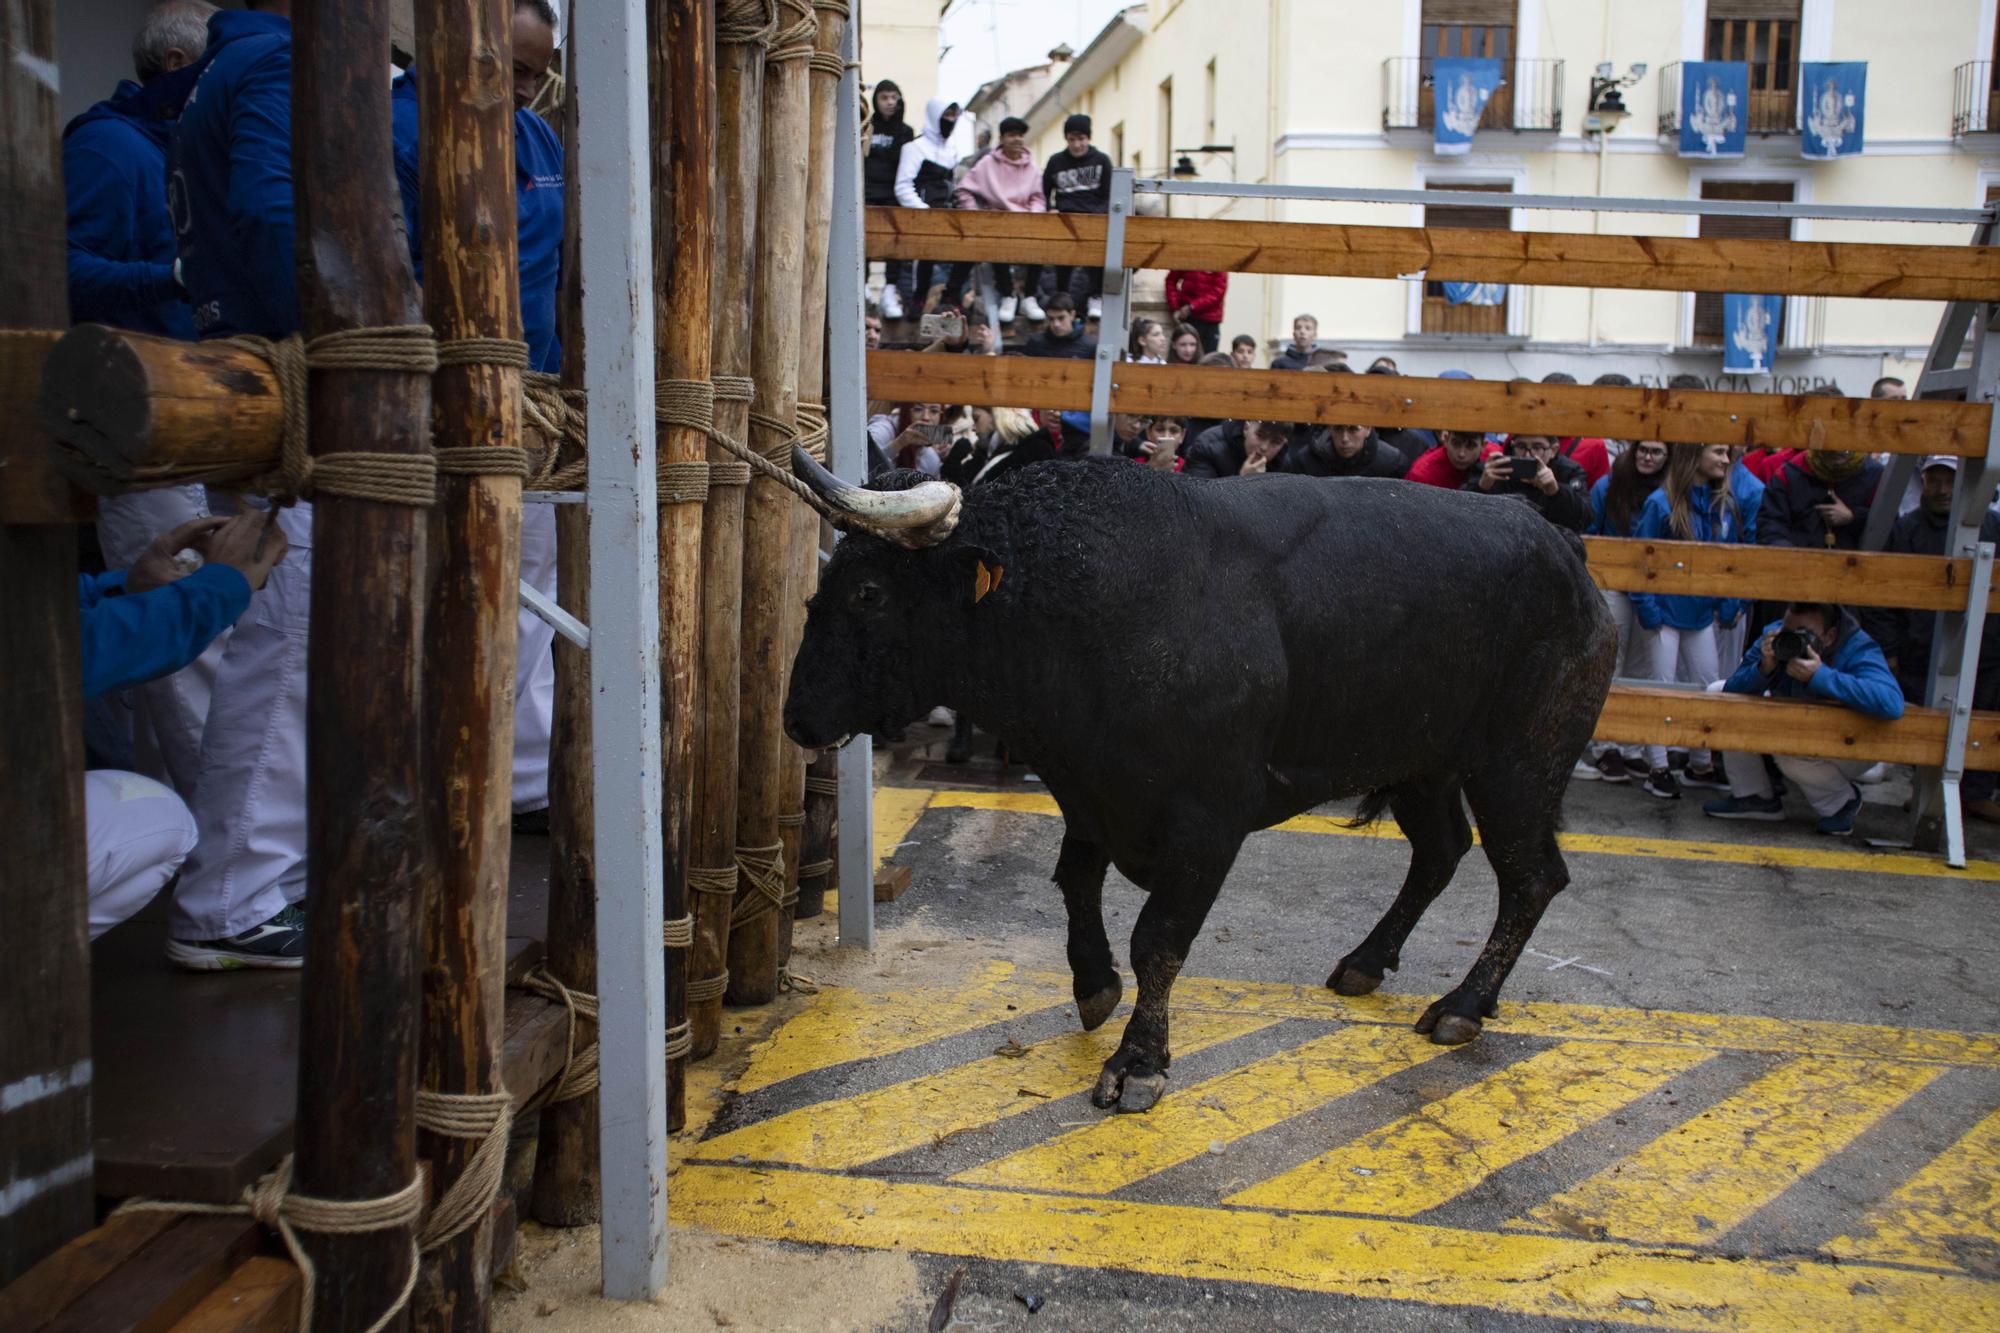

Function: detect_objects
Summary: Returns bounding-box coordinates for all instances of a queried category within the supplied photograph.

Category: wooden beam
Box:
[290,0,432,1321]
[412,0,522,1322]
[1,332,91,523]
[1584,538,1998,613]
[866,206,2000,301]
[0,0,95,1287]
[1594,685,2000,771]
[865,351,1989,457]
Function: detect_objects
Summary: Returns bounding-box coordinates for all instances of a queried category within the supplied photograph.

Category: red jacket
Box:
[1742,447,1803,483]
[1558,437,1610,488]
[1405,441,1498,489]
[1165,270,1228,323]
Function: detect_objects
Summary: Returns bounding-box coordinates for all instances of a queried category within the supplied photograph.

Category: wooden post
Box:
[689,0,766,1051]
[785,0,846,934]
[290,0,433,1322]
[531,26,599,1226]
[650,0,715,1130]
[0,0,95,1284]
[413,0,522,1321]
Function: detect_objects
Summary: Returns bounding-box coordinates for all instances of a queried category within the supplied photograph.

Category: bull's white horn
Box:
[791,444,960,540]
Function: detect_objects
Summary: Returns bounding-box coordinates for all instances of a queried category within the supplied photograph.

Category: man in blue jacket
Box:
[1703,602,1904,836]
[80,513,288,942]
[387,0,565,827]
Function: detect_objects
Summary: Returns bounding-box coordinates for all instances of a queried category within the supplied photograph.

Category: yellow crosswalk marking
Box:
[1227,1040,1715,1216]
[693,1008,1275,1171]
[952,1024,1448,1194]
[673,1163,2000,1329]
[734,961,1045,1095]
[1827,1105,2000,1272]
[1518,1055,1945,1246]
[873,785,935,867]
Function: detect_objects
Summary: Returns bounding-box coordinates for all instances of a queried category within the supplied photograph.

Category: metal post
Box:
[574,0,669,1298]
[1088,167,1134,455]
[1937,541,1995,868]
[828,11,875,949]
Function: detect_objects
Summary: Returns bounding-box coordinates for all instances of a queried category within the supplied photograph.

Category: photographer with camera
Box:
[1465,432,1589,531]
[1701,602,1903,836]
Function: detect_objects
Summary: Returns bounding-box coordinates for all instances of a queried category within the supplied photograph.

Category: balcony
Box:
[1382,58,1563,136]
[1657,62,1798,139]
[1954,61,2000,137]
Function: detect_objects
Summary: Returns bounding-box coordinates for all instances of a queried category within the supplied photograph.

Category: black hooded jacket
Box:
[1280,429,1410,479]
[864,80,913,206]
[1857,502,2000,698]
[1757,457,1885,551]
[1461,451,1591,532]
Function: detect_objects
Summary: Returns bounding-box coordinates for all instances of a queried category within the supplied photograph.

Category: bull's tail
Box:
[1341,788,1395,831]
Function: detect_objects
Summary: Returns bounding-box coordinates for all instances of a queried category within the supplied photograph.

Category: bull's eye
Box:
[849,580,886,613]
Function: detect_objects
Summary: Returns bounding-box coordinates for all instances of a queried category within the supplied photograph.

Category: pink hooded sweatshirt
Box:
[954,146,1046,213]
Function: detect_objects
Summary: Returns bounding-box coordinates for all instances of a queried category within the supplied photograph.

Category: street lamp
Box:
[1585,62,1648,134]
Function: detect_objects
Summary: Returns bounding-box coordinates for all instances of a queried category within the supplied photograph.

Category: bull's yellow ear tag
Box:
[974,560,1004,603]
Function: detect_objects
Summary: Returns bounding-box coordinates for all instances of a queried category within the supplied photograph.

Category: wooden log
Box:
[39,1217,261,1333]
[729,0,814,1007]
[1584,537,1996,613]
[2,331,92,523]
[164,1256,301,1333]
[797,747,837,919]
[531,49,599,1226]
[290,0,434,1321]
[689,8,765,1056]
[0,0,95,1287]
[866,206,2000,302]
[1595,684,2000,771]
[650,0,715,1129]
[866,351,1990,458]
[412,0,523,1322]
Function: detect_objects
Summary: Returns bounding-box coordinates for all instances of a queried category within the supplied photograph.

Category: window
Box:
[1421,183,1512,336]
[1419,0,1516,130]
[1706,0,1800,133]
[1159,77,1173,177]
[1691,180,1792,348]
[1204,59,1217,142]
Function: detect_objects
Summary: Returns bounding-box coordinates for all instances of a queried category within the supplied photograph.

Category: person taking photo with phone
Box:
[1465,432,1588,531]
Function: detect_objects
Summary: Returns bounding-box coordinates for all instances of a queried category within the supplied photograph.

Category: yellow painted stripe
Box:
[733,961,1046,1095]
[673,1163,2000,1329]
[692,1008,1275,1171]
[1828,1105,2000,1272]
[1227,1040,1715,1217]
[872,785,934,868]
[1518,1055,1946,1246]
[909,786,2000,882]
[952,1024,1448,1194]
[1146,974,2000,1069]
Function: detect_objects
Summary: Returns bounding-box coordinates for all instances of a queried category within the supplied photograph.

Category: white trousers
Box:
[1723,748,1872,818]
[174,504,312,940]
[513,502,558,813]
[1643,622,1720,771]
[95,486,225,797]
[1592,590,1645,762]
[87,769,197,940]
[1715,616,1749,680]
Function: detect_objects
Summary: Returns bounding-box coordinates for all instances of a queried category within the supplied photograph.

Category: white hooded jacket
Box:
[893,96,962,209]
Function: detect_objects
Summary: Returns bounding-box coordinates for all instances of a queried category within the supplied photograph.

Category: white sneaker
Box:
[1087,296,1103,319]
[1856,762,1891,785]
[880,285,904,319]
[998,295,1018,323]
[1019,295,1046,321]
[927,705,954,727]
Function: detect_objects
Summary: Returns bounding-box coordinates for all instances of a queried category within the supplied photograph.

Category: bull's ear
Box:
[950,544,1006,605]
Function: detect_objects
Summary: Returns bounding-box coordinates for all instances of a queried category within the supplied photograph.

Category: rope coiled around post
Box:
[520,968,599,1105]
[731,842,787,926]
[804,775,839,797]
[434,337,534,477]
[765,0,817,62]
[414,1088,512,1254]
[717,0,776,46]
[808,0,850,76]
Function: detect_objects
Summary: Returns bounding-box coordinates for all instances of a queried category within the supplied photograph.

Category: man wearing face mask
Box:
[894,95,965,313]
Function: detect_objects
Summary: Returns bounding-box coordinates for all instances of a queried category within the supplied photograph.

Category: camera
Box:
[1772,626,1822,665]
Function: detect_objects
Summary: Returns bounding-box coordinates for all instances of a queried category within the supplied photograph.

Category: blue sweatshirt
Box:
[1628,483,1752,632]
[64,70,202,336]
[170,10,297,339]
[388,75,566,373]
[1727,459,1765,546]
[1723,614,1906,721]
[79,563,251,701]
[1585,473,1661,538]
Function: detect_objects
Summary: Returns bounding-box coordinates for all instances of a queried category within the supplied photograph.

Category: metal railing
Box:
[1954,61,2000,136]
[1658,61,1798,138]
[1382,57,1563,134]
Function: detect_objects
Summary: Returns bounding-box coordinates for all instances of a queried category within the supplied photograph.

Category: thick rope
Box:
[116,1157,423,1333]
[414,1089,512,1254]
[522,371,587,490]
[717,0,776,46]
[731,842,787,926]
[687,971,730,1004]
[666,1021,693,1061]
[766,0,816,62]
[656,379,717,502]
[435,337,530,369]
[712,375,755,403]
[796,401,832,465]
[804,775,839,797]
[520,969,599,1105]
[436,338,533,477]
[662,914,695,949]
[776,810,805,828]
[798,858,834,879]
[690,864,740,897]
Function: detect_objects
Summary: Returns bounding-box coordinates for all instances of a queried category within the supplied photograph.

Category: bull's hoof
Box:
[1115,1072,1168,1114]
[1074,976,1122,1031]
[1326,958,1383,996]
[1415,999,1484,1046]
[1091,1061,1168,1112]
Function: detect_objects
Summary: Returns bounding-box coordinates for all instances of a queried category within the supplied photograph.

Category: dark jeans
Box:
[1053,265,1104,303]
[1190,319,1220,353]
[1000,263,1042,295]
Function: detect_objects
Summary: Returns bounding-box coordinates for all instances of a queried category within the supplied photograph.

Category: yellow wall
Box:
[860,0,940,115]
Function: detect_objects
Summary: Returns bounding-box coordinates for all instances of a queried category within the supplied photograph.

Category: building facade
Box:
[1019,0,1999,387]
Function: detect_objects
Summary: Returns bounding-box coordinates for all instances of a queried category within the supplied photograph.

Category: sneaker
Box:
[880,285,904,319]
[1571,757,1602,781]
[998,294,1018,323]
[1815,787,1863,837]
[1679,763,1729,790]
[1595,751,1633,784]
[1855,762,1891,785]
[167,903,307,971]
[1703,793,1785,821]
[1087,296,1103,319]
[1643,768,1681,800]
[926,705,955,727]
[1019,294,1046,321]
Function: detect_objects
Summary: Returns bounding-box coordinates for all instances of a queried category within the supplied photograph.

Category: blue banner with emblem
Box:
[1443,281,1506,306]
[1679,61,1747,159]
[1800,62,1865,159]
[1722,293,1784,375]
[1432,58,1502,156]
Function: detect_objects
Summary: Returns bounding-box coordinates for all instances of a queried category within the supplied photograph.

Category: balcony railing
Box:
[1657,61,1798,139]
[1382,58,1563,135]
[1954,61,2000,136]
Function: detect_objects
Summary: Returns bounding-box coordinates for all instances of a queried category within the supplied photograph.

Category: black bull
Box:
[784,457,1617,1113]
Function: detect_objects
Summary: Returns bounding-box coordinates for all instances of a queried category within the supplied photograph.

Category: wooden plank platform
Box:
[1596,685,2000,770]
